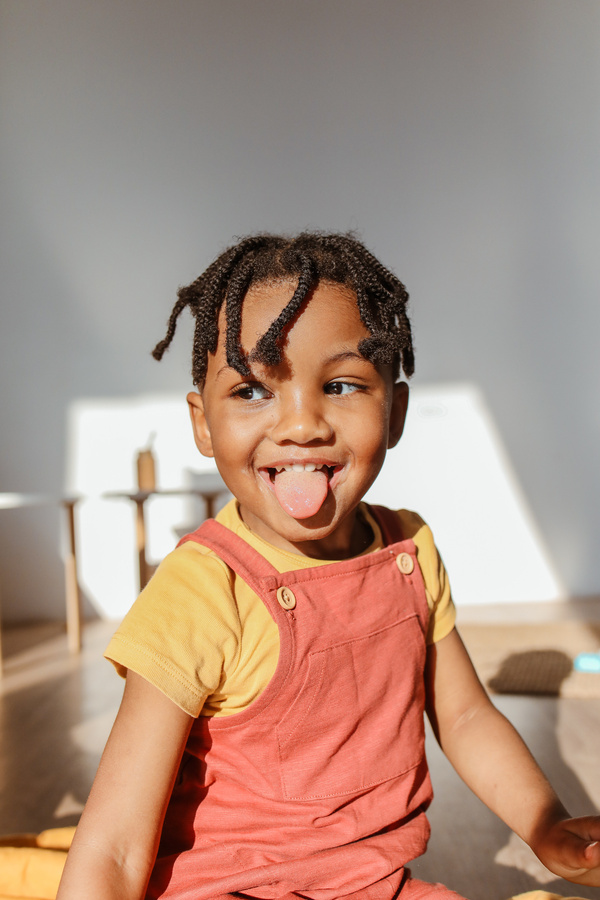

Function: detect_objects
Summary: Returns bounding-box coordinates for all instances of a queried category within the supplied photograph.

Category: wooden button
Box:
[277,586,297,610]
[396,553,414,575]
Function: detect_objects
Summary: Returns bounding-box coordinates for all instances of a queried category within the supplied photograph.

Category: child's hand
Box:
[532,815,600,886]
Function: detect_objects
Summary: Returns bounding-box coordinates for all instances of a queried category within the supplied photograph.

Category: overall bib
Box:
[147,507,466,900]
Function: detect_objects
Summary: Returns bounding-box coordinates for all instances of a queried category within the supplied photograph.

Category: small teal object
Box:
[574,652,600,673]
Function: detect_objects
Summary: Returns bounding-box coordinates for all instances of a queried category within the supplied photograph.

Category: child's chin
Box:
[279,506,355,544]
[260,507,335,541]
[281,497,337,527]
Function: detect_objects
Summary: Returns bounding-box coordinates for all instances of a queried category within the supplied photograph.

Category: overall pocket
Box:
[276,614,426,800]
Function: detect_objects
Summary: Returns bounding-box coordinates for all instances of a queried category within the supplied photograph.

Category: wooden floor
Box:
[1,618,599,900]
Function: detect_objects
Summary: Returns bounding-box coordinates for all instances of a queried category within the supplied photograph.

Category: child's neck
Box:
[241,505,375,561]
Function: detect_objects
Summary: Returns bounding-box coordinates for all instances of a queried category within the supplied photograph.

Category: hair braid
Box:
[224,254,257,376]
[252,255,314,366]
[153,231,415,384]
[151,294,191,362]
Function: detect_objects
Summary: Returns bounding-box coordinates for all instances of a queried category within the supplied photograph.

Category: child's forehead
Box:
[221,278,360,332]
[210,280,368,370]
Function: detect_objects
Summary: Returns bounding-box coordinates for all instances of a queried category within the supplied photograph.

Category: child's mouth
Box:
[261,463,337,519]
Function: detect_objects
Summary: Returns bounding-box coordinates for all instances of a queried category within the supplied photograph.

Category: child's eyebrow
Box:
[326,350,369,365]
[214,364,242,382]
[212,350,370,384]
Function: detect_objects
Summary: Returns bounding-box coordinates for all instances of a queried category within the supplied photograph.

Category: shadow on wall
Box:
[64,382,565,620]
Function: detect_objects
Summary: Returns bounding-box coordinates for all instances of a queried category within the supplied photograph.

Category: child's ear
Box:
[387,382,409,449]
[187,390,214,458]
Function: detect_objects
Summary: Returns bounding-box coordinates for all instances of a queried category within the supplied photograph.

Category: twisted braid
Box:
[224,253,257,375]
[252,255,314,366]
[152,231,414,384]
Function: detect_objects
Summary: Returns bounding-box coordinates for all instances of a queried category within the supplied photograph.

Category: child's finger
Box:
[565,834,600,868]
[583,840,599,865]
[553,830,600,886]
[565,816,600,851]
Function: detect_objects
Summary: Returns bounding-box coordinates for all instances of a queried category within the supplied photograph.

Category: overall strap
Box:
[177,518,280,594]
[367,504,406,546]
[178,507,407,594]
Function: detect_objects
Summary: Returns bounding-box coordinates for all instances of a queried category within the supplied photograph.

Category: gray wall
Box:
[1,0,599,620]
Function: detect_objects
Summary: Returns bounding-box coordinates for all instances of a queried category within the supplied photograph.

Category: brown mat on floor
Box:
[488,649,574,695]
[460,621,600,698]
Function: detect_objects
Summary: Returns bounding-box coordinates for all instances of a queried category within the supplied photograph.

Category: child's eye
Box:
[324,381,363,396]
[231,383,271,401]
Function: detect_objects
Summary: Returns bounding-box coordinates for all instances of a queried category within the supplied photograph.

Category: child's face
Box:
[187,281,408,558]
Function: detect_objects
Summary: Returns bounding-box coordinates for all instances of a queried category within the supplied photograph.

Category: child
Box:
[57,233,600,900]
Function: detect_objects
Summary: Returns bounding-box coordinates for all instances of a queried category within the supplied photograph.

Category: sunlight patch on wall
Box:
[365,383,565,607]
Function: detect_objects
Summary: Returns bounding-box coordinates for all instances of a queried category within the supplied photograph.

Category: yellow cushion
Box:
[510,891,588,900]
[0,896,50,900]
[0,846,67,899]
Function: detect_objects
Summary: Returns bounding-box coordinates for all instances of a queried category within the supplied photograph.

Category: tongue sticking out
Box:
[273,469,329,519]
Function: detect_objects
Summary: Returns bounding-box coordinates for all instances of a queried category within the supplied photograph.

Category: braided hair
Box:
[152,232,414,385]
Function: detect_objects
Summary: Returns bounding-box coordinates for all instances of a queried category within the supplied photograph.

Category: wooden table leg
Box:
[0,580,3,676]
[204,492,218,520]
[62,499,82,655]
[134,495,149,591]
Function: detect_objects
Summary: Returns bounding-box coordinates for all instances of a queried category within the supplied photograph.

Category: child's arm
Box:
[425,627,600,887]
[57,670,194,900]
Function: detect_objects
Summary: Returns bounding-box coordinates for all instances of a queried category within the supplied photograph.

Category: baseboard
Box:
[457,595,600,624]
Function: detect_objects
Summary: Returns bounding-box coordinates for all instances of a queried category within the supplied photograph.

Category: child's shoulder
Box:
[157,533,234,585]
[105,520,245,717]
[388,507,439,564]
[160,497,247,579]
[373,506,454,642]
[366,504,432,544]
[367,505,445,584]
[397,508,437,551]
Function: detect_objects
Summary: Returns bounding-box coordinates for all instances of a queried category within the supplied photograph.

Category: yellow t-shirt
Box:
[105,500,455,718]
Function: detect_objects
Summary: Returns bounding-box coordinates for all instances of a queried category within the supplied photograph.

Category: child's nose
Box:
[270,398,333,444]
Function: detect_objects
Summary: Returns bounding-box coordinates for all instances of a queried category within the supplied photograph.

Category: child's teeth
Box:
[273,463,327,475]
[277,463,321,473]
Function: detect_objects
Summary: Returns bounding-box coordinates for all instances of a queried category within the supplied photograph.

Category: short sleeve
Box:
[105,542,243,716]
[395,510,456,644]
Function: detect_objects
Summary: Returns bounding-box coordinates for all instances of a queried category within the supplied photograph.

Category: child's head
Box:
[153,232,414,556]
[152,232,414,388]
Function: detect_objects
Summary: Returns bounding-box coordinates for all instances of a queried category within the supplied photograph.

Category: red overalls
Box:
[147,506,466,900]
